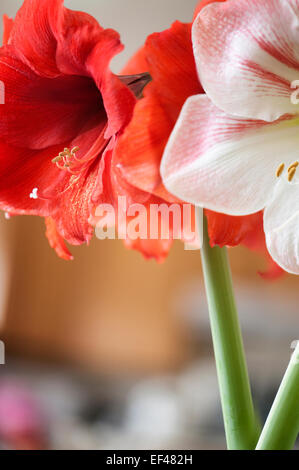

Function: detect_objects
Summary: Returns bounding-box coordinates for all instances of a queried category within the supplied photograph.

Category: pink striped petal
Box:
[193,0,299,122]
[161,94,299,215]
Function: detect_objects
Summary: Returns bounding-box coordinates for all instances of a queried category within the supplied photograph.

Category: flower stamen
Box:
[288,161,299,172]
[288,167,297,182]
[276,162,285,178]
[52,147,80,172]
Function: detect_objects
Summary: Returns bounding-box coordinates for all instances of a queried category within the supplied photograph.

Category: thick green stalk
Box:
[256,342,299,450]
[200,213,260,449]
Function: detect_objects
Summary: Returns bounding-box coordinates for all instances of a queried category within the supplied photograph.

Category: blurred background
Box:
[0,0,298,450]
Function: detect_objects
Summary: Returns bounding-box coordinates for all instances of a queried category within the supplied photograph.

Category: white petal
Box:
[193,0,299,122]
[161,94,299,215]
[265,179,299,274]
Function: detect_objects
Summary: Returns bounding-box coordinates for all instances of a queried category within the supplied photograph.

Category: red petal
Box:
[91,152,177,262]
[100,71,136,139]
[205,210,264,248]
[51,164,101,245]
[0,140,62,215]
[123,21,201,121]
[58,21,136,138]
[115,93,177,202]
[123,238,173,263]
[0,117,108,245]
[145,21,202,122]
[9,0,62,77]
[9,0,118,78]
[0,0,136,148]
[3,15,14,45]
[206,209,284,279]
[113,21,202,261]
[0,0,136,250]
[259,262,284,280]
[115,21,201,202]
[46,121,109,245]
[0,50,103,149]
[54,11,115,76]
[45,217,73,260]
[118,194,176,262]
[241,216,284,280]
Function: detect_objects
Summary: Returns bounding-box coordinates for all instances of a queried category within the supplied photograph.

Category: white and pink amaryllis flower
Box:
[161,0,299,275]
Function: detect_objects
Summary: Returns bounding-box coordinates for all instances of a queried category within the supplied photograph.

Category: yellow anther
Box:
[288,161,299,172]
[52,155,63,163]
[276,163,285,178]
[288,167,297,182]
[71,146,80,154]
[52,146,80,169]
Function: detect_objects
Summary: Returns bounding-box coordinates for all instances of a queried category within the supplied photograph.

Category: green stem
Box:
[200,212,260,449]
[256,342,299,450]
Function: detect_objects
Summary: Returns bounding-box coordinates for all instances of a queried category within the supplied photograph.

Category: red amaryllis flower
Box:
[0,0,149,260]
[114,0,282,275]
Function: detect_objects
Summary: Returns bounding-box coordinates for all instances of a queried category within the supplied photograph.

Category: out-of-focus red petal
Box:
[123,238,173,263]
[114,21,202,261]
[205,210,264,248]
[45,217,73,261]
[117,193,176,262]
[0,50,103,149]
[241,217,284,279]
[206,209,284,278]
[115,93,177,202]
[145,21,202,122]
[91,155,178,263]
[258,262,284,280]
[193,0,227,20]
[122,21,201,121]
[115,20,201,203]
[3,16,14,45]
